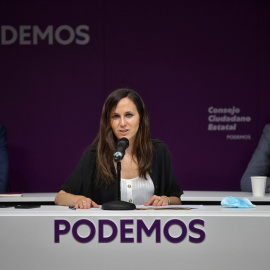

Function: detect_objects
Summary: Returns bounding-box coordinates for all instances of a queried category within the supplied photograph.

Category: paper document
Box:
[136,205,204,210]
[0,193,23,197]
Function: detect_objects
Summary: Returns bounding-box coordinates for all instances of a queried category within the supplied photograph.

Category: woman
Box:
[55,88,183,208]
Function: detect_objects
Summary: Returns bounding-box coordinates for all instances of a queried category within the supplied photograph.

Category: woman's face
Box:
[110,97,140,145]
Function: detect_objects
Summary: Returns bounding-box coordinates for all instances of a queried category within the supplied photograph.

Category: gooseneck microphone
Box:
[102,137,135,210]
[113,137,129,162]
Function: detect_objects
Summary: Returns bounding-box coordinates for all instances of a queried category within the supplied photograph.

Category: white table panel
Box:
[0,205,269,270]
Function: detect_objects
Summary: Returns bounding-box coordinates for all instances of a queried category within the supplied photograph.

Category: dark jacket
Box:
[241,124,270,192]
[60,140,183,204]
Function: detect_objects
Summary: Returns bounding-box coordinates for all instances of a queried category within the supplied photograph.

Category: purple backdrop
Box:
[1,0,270,193]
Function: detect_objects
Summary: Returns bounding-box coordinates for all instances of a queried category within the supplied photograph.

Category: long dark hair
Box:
[93,88,153,186]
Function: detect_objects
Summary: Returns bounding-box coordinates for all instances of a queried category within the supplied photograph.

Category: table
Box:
[1,191,270,205]
[0,205,269,270]
[0,192,57,205]
[182,190,270,204]
[0,191,270,270]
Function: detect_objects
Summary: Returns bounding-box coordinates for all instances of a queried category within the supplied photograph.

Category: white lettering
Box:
[76,25,90,45]
[208,106,240,115]
[19,25,31,45]
[208,115,251,122]
[1,25,90,45]
[33,25,53,45]
[55,25,75,45]
[226,135,251,140]
[208,123,237,131]
[1,25,17,45]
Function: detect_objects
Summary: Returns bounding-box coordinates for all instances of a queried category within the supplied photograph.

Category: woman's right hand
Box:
[74,196,99,209]
[55,190,99,209]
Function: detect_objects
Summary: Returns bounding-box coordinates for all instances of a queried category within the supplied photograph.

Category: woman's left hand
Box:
[144,195,169,206]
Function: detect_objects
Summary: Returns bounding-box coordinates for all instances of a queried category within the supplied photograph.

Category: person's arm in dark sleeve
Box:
[241,124,270,192]
[150,141,183,205]
[55,147,99,208]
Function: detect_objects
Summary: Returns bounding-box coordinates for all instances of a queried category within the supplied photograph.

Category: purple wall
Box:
[1,0,270,192]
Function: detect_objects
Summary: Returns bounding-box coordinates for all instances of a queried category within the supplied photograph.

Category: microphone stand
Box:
[102,161,136,210]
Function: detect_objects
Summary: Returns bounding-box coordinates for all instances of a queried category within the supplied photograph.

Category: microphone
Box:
[102,137,135,210]
[113,138,129,162]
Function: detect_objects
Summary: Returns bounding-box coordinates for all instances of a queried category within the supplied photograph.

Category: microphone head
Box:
[113,151,124,162]
[113,137,129,162]
[118,137,129,147]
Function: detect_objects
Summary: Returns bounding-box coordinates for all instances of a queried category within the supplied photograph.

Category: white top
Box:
[121,173,154,205]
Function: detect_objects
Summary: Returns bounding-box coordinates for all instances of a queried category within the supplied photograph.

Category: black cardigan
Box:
[60,140,183,205]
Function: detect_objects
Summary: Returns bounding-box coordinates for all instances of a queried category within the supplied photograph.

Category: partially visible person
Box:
[0,124,9,192]
[241,124,270,192]
[55,88,183,208]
